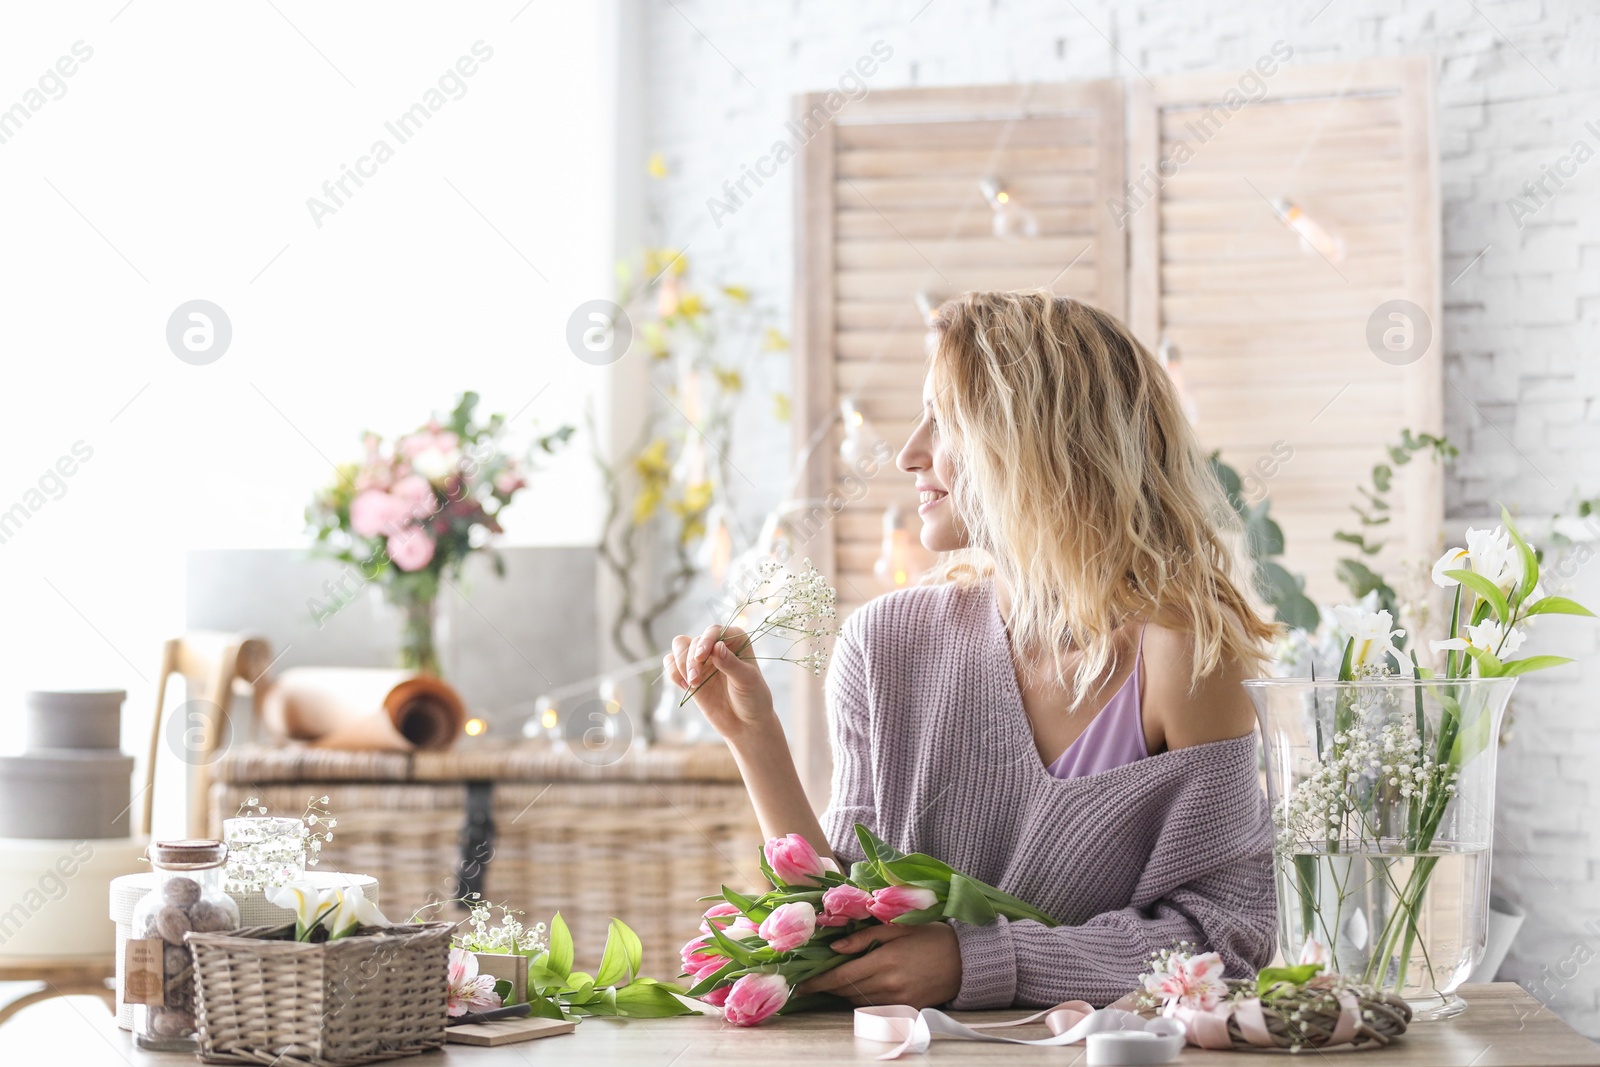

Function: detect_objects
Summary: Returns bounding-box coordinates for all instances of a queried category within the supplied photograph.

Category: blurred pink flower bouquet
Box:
[306,391,572,673]
[681,826,1058,1026]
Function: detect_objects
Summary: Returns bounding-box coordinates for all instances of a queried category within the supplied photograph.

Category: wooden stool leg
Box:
[0,987,63,1027]
[0,979,116,1027]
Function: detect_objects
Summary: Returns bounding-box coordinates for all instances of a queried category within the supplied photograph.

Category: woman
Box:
[665,289,1278,1011]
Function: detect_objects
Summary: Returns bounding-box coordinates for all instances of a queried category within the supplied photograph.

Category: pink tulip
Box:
[689,954,726,981]
[351,489,405,538]
[817,884,874,927]
[867,885,939,923]
[680,933,722,977]
[722,972,790,1027]
[756,901,816,953]
[387,528,436,572]
[764,834,826,886]
[700,902,743,934]
[700,984,731,1007]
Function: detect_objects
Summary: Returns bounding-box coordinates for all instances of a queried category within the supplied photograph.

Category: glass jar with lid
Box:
[130,839,239,1051]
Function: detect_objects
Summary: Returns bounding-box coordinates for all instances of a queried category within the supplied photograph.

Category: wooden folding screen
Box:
[1128,57,1441,605]
[790,81,1127,801]
[790,61,1440,803]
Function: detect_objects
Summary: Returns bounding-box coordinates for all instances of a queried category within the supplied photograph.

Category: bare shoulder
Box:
[1139,622,1259,750]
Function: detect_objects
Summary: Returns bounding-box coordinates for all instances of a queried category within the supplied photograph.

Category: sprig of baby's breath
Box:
[410,895,549,956]
[678,558,840,706]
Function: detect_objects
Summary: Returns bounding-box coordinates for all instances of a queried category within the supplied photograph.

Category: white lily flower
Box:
[267,880,389,940]
[1332,605,1411,677]
[1432,527,1524,595]
[1430,545,1468,589]
[1430,619,1525,673]
[327,882,389,938]
[267,881,339,940]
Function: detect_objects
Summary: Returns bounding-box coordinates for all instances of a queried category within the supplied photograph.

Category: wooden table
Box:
[6,983,1596,1065]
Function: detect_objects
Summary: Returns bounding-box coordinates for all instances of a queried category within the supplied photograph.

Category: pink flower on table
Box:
[1298,938,1328,967]
[764,834,826,886]
[817,884,874,927]
[445,948,501,1017]
[387,528,436,572]
[1143,950,1227,1012]
[756,901,816,953]
[699,984,731,1008]
[680,933,724,980]
[866,885,939,923]
[722,972,790,1027]
[350,489,406,538]
[700,902,744,935]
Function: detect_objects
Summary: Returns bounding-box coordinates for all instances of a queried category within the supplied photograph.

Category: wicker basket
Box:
[187,921,454,1067]
[210,742,765,975]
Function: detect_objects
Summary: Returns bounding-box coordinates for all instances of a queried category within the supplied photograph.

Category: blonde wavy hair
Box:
[926,289,1277,700]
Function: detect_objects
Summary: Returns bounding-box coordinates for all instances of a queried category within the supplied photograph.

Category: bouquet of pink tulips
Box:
[681,825,1058,1026]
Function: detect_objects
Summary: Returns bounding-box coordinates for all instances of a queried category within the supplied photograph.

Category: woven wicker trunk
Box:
[210,743,765,977]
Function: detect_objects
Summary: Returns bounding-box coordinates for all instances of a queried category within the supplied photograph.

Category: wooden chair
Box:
[141,632,274,840]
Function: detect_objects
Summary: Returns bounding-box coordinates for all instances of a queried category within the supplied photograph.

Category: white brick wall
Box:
[634,0,1600,1034]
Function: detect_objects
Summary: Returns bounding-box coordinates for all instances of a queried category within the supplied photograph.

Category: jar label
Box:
[123,938,165,1006]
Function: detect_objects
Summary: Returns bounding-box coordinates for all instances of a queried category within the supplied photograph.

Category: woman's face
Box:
[896,373,967,552]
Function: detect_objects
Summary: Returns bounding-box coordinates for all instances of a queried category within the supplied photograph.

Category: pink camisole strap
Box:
[1045,626,1151,779]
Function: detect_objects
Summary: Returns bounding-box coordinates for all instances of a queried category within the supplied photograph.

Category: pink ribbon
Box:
[1167,989,1363,1049]
[853,1001,1186,1061]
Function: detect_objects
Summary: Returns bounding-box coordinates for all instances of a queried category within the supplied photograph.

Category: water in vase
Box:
[1278,842,1489,1019]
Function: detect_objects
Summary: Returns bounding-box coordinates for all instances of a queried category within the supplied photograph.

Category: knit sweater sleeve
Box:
[949,768,1278,1009]
[818,613,876,866]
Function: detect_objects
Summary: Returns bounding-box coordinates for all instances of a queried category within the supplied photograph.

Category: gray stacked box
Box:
[0,689,136,839]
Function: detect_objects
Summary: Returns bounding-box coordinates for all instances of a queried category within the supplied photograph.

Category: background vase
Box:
[1247,676,1517,1020]
[1470,894,1526,983]
[390,588,442,676]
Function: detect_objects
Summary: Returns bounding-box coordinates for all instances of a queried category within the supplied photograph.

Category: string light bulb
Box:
[978,176,1039,240]
[838,397,884,466]
[1158,338,1199,427]
[521,696,558,739]
[915,291,942,357]
[1272,198,1345,263]
[464,717,487,737]
[874,505,929,589]
[697,504,735,581]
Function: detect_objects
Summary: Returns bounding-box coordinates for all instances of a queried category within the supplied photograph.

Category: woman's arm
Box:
[665,625,834,863]
[727,718,832,860]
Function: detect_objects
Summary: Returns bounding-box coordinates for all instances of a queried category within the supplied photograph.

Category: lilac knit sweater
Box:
[818,581,1278,1010]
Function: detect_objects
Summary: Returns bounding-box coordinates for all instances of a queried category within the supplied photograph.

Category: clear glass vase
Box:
[222,816,307,893]
[1245,676,1517,1020]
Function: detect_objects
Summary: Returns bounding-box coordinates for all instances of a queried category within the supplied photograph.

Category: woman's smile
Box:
[916,484,948,514]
